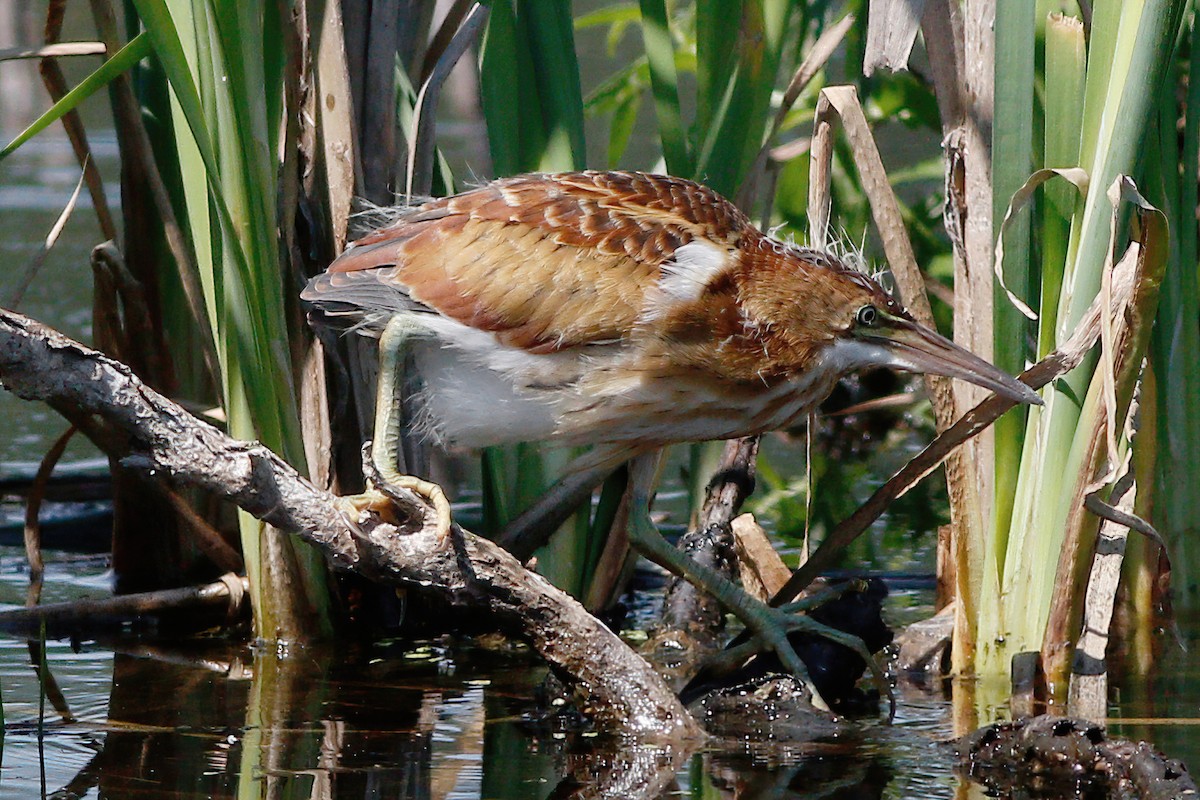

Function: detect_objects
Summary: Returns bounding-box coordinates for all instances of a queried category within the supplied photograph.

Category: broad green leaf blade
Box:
[1039,13,1087,358]
[990,0,1036,570]
[638,0,690,174]
[130,0,223,182]
[519,0,587,170]
[692,0,791,197]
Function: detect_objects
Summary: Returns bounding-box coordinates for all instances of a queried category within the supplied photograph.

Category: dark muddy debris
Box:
[689,673,844,744]
[954,714,1197,800]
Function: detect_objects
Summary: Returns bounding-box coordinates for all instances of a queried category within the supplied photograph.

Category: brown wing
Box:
[308,171,751,353]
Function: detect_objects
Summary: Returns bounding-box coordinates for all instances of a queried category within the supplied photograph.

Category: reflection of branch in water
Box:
[49,747,104,800]
[708,753,893,799]
[549,742,694,800]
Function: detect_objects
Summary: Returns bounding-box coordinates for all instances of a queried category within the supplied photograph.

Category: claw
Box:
[336,445,453,542]
[336,488,398,524]
[774,611,896,721]
[376,473,453,542]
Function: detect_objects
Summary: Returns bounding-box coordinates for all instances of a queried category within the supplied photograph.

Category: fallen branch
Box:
[0,308,701,741]
[0,573,249,636]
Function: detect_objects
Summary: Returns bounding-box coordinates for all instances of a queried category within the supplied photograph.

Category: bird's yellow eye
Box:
[856,305,879,327]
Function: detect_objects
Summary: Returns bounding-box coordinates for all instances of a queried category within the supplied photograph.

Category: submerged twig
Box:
[0,574,250,638]
[24,425,78,592]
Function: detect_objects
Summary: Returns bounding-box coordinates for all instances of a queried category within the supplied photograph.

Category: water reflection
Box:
[0,632,979,800]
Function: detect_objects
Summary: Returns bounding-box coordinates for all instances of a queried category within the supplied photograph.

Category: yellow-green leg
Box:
[348,315,452,540]
[624,452,893,713]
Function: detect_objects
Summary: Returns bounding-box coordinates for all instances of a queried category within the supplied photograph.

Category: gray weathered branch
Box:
[0,307,700,741]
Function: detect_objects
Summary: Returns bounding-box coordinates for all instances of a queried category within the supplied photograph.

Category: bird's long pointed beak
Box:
[870,319,1043,406]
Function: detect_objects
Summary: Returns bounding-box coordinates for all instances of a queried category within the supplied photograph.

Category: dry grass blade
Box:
[807,113,835,249]
[774,16,855,140]
[1084,489,1164,551]
[992,167,1090,321]
[0,42,107,60]
[864,0,929,74]
[813,87,933,327]
[5,166,86,309]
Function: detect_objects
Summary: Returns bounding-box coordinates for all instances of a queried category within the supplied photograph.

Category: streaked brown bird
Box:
[303,170,1040,698]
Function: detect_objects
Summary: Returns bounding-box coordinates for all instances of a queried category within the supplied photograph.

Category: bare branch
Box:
[0,308,701,741]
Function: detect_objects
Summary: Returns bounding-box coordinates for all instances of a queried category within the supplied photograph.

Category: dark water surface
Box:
[0,546,1197,800]
[0,552,960,799]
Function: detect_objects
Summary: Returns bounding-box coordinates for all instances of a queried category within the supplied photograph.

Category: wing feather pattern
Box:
[302,171,750,353]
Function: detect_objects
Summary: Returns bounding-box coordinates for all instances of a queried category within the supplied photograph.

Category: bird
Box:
[302,170,1041,701]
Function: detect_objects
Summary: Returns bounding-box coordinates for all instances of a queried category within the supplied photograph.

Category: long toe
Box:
[337,479,453,542]
[772,608,896,719]
[375,474,453,542]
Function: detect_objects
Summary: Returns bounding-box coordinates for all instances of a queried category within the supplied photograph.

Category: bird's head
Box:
[745,246,1042,406]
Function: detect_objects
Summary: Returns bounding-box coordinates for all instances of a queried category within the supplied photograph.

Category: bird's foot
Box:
[703,582,895,718]
[342,443,453,542]
[380,474,452,542]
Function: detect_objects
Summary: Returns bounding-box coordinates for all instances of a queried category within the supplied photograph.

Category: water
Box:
[0,555,966,799]
[2,560,1192,799]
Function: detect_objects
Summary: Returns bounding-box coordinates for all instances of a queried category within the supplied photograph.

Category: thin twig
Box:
[38,0,118,241]
[24,425,78,594]
[6,164,86,309]
[157,486,244,574]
